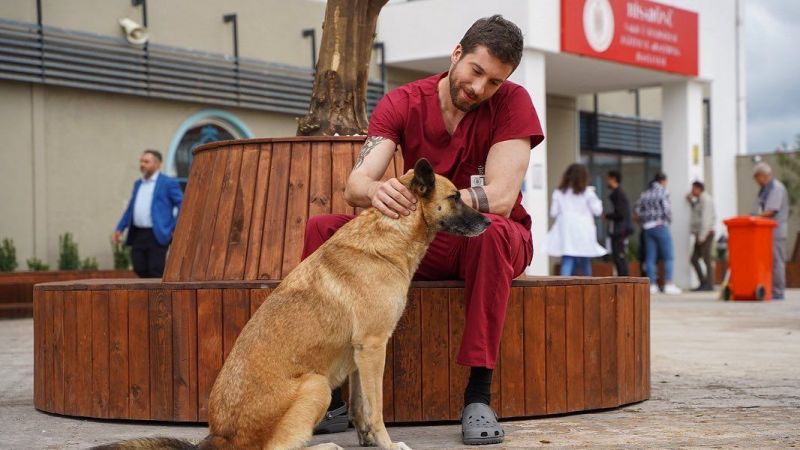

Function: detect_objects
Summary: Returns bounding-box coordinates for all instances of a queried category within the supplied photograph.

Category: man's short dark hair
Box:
[459,15,524,70]
[607,170,621,183]
[692,181,705,191]
[143,149,163,162]
[653,172,667,183]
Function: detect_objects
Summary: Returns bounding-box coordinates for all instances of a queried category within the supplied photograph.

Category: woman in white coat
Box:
[545,163,607,276]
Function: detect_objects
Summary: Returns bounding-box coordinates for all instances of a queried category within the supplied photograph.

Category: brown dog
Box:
[91,158,490,450]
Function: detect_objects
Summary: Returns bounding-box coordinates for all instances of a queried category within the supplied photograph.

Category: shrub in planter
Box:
[80,257,99,271]
[58,232,80,271]
[27,257,49,271]
[111,240,131,270]
[0,238,18,272]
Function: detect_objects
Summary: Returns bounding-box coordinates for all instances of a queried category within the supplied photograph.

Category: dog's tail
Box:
[89,434,223,450]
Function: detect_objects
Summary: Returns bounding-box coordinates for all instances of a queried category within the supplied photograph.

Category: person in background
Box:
[113,149,183,278]
[634,172,682,295]
[605,170,632,276]
[751,162,789,300]
[687,181,716,291]
[546,163,607,276]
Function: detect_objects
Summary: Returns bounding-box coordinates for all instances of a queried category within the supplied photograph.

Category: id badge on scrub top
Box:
[470,165,485,188]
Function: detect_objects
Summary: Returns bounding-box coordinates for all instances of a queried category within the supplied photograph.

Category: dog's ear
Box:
[409,158,435,198]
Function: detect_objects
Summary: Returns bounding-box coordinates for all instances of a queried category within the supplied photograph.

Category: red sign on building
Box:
[561,0,698,76]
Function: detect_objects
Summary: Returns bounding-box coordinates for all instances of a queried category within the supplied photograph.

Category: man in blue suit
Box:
[113,150,183,278]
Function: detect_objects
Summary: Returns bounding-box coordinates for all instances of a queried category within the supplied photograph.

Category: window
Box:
[166,110,253,189]
[174,122,235,185]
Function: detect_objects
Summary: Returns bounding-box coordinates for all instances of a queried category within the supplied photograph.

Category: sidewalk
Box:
[1,290,798,449]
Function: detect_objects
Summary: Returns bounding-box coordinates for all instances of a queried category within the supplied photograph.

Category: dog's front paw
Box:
[390,442,412,450]
[357,430,378,447]
[307,443,344,450]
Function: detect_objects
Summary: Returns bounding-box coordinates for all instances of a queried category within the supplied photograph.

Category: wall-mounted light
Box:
[119,17,148,45]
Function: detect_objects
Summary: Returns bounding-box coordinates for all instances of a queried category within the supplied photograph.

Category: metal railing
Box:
[0,18,384,116]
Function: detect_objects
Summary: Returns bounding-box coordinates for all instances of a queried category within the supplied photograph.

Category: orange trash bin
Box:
[722,216,777,301]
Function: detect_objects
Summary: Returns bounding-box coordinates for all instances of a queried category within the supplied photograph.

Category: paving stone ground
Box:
[1,289,798,449]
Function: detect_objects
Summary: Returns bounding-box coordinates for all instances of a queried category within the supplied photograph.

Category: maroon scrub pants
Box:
[301,213,532,369]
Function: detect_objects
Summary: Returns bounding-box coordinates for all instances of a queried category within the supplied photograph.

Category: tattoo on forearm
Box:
[354,136,386,169]
[470,186,490,213]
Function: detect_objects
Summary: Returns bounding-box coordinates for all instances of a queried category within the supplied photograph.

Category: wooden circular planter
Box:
[33,137,651,424]
[163,136,403,282]
[33,276,649,423]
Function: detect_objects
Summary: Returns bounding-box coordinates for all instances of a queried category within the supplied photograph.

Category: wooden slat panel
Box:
[634,283,643,401]
[545,286,567,414]
[281,142,312,277]
[33,290,44,409]
[149,289,173,420]
[393,289,421,422]
[420,288,449,421]
[644,283,651,398]
[383,337,394,423]
[75,290,93,416]
[244,144,273,280]
[189,149,230,280]
[63,291,79,415]
[223,289,250,360]
[259,142,292,279]
[249,288,271,316]
[524,287,547,416]
[43,291,54,411]
[164,148,214,281]
[91,290,110,418]
[197,289,223,421]
[177,150,222,281]
[565,285,585,412]
[128,290,150,419]
[52,291,65,413]
[448,288,469,420]
[207,145,245,280]
[617,283,635,405]
[108,290,130,418]
[582,284,603,410]
[501,287,525,417]
[331,142,355,215]
[224,144,260,280]
[172,290,198,421]
[309,141,332,218]
[599,284,619,407]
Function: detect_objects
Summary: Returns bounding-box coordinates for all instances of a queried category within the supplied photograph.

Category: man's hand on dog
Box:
[368,177,417,219]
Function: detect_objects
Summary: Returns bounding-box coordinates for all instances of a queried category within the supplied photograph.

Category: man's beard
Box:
[448,70,482,113]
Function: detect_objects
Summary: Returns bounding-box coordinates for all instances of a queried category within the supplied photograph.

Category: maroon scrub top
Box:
[368,72,544,230]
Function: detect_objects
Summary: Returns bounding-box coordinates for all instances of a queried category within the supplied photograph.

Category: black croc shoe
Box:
[313,404,349,435]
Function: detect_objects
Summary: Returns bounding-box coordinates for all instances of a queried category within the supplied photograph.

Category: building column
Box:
[510,49,549,275]
[661,80,704,289]
[31,84,48,262]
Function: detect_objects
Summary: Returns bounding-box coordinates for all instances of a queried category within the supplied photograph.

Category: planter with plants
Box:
[0,234,135,319]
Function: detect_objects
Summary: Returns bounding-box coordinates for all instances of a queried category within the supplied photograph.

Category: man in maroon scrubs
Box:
[305,15,544,445]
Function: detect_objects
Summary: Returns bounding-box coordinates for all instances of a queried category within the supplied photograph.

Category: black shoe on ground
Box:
[692,285,714,292]
[313,404,349,435]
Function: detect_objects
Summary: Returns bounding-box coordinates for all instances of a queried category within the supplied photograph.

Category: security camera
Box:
[119,18,148,45]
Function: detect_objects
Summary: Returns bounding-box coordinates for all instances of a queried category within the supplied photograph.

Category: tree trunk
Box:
[297,0,388,136]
